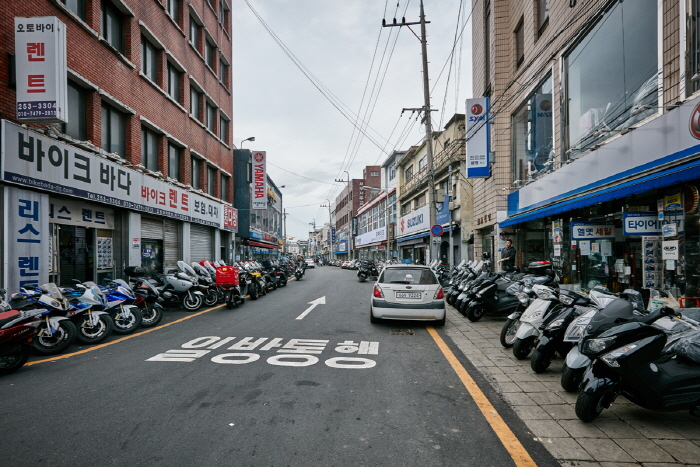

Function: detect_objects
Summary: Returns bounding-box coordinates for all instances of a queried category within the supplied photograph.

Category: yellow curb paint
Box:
[26,304,226,366]
[427,326,538,467]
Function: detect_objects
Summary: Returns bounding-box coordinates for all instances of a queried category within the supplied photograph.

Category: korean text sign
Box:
[14,17,67,122]
[466,97,490,178]
[571,222,615,240]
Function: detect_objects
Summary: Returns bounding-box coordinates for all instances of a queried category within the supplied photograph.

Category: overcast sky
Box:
[232,0,472,241]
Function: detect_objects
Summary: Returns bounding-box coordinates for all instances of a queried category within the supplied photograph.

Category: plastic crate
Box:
[215,266,239,287]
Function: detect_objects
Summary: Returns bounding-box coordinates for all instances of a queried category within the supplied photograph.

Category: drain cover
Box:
[390,329,415,335]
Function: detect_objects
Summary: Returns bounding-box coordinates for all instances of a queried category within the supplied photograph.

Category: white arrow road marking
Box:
[296,296,326,320]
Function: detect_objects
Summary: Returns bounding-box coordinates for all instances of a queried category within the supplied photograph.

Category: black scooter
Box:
[357,260,379,282]
[575,305,700,422]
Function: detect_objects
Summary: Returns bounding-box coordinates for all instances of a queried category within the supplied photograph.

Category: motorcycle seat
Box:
[0,310,22,327]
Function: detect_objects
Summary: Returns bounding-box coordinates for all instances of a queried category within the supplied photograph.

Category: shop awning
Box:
[248,241,281,249]
[356,241,386,249]
[500,158,700,228]
[396,231,430,243]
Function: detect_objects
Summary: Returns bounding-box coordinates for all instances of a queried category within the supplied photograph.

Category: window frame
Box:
[101,0,126,54]
[515,17,524,68]
[141,35,159,83]
[168,143,181,180]
[191,156,201,189]
[207,166,216,196]
[101,101,127,157]
[190,86,202,121]
[141,126,160,172]
[167,61,181,102]
[61,81,88,141]
[206,101,217,133]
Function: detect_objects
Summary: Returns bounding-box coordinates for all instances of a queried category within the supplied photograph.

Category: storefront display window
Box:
[512,74,553,183]
[565,0,657,159]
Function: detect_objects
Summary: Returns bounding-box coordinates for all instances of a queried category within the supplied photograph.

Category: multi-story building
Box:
[333,165,381,260]
[1,0,235,289]
[472,0,700,297]
[395,114,471,265]
[355,189,388,262]
[381,151,402,260]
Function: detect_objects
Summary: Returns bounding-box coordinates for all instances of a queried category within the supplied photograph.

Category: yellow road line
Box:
[427,326,537,467]
[26,304,225,366]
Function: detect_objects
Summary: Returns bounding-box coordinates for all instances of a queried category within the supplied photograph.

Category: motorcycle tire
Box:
[32,320,77,355]
[512,336,535,360]
[112,307,143,335]
[140,304,163,328]
[575,390,613,422]
[465,303,485,322]
[261,283,268,295]
[499,318,520,348]
[225,300,236,309]
[358,273,367,282]
[458,299,468,316]
[0,345,30,375]
[76,314,114,345]
[530,346,555,373]
[182,293,204,311]
[204,289,219,307]
[561,364,585,393]
[295,274,302,281]
[217,287,226,303]
[280,277,287,287]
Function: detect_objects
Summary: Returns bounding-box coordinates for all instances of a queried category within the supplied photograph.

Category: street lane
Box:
[0,267,557,467]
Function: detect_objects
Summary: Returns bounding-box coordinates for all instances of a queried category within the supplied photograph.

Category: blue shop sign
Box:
[623,211,684,236]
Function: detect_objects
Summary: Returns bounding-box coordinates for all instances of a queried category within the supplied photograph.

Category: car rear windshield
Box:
[379,268,437,284]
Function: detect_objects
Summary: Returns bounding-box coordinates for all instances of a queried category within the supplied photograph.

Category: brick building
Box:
[333,165,381,259]
[1,0,235,289]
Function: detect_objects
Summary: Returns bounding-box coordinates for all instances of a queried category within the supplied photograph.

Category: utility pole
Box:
[383,0,437,262]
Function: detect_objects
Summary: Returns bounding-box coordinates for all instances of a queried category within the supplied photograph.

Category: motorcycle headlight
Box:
[564,314,594,342]
[535,288,557,301]
[582,336,616,354]
[516,292,529,305]
[559,294,575,306]
[600,343,638,367]
[547,318,565,330]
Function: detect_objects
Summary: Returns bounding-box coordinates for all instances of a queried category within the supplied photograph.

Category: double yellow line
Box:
[427,327,537,467]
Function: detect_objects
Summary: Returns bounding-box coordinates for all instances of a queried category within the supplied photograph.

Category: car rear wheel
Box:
[370,307,381,324]
[434,313,446,327]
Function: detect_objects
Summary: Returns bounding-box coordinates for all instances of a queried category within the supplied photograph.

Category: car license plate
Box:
[396,292,421,299]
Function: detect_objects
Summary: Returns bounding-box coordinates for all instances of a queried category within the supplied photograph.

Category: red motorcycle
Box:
[0,289,44,375]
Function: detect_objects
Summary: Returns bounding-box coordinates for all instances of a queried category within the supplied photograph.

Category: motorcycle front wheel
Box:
[0,345,30,375]
[32,320,77,355]
[204,289,219,307]
[512,336,536,360]
[575,389,614,422]
[358,273,367,282]
[530,345,555,373]
[140,303,163,328]
[112,307,143,335]
[76,314,114,344]
[182,293,203,311]
[499,318,520,348]
[561,364,586,392]
[465,303,485,322]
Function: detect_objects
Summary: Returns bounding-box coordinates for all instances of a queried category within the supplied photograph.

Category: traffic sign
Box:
[430,224,444,236]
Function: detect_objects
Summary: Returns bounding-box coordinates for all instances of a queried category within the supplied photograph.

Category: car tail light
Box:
[373,285,384,298]
[434,287,444,299]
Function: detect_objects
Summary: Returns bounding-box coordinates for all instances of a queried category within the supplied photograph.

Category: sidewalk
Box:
[445,305,700,467]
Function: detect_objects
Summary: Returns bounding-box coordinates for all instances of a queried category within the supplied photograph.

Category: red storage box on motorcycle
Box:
[215,266,239,287]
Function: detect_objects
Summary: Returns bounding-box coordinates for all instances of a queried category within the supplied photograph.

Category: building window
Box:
[190,87,201,120]
[689,0,700,94]
[168,143,181,180]
[221,174,228,201]
[167,0,180,22]
[206,102,216,133]
[401,202,411,216]
[141,36,159,83]
[219,58,229,85]
[207,166,216,196]
[61,81,87,140]
[219,116,228,143]
[405,165,413,181]
[205,39,216,69]
[484,0,491,92]
[189,15,200,50]
[141,126,159,171]
[537,0,549,36]
[219,0,229,31]
[415,192,426,208]
[191,157,200,188]
[102,0,125,54]
[512,73,553,183]
[389,165,396,180]
[418,156,427,171]
[167,62,181,102]
[514,17,524,68]
[370,171,378,176]
[101,102,126,157]
[61,0,86,21]
[565,0,657,158]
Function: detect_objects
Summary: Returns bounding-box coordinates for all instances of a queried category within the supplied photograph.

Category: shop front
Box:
[1,120,235,290]
[354,226,387,262]
[396,205,430,264]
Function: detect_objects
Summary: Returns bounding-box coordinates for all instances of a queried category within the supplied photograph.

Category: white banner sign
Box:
[1,120,224,228]
[466,97,490,178]
[397,205,430,238]
[49,197,115,229]
[355,227,387,247]
[14,17,67,123]
[251,151,267,210]
[3,186,49,291]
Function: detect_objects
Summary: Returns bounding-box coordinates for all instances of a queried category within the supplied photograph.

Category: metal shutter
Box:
[164,219,180,271]
[190,224,213,262]
[141,218,163,240]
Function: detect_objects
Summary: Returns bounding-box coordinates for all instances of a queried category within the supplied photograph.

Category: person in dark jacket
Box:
[499,239,516,271]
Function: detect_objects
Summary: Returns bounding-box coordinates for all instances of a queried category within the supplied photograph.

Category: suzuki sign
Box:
[397,205,430,238]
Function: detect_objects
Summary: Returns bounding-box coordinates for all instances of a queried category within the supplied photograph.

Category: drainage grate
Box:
[390,329,415,335]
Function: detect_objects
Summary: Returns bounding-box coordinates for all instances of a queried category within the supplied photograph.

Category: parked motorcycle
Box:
[150,261,205,311]
[98,279,142,335]
[191,263,219,307]
[61,281,115,344]
[357,260,379,282]
[214,263,244,309]
[0,289,44,374]
[125,267,164,328]
[510,284,561,359]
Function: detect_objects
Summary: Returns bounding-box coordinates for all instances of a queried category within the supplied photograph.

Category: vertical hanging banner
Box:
[251,151,267,210]
[466,97,490,177]
[15,17,67,123]
[4,186,50,291]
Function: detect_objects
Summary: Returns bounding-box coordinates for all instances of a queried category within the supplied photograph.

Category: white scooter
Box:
[511,284,560,360]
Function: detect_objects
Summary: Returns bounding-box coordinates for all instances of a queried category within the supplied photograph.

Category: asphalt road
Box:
[0,266,558,467]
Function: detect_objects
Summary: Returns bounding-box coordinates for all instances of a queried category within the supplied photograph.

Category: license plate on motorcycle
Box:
[396,292,421,299]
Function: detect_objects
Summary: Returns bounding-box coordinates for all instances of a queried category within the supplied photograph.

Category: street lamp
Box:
[240,136,255,148]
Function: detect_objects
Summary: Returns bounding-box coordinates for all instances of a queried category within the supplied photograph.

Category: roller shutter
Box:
[141,217,163,240]
[191,224,213,262]
[164,219,180,271]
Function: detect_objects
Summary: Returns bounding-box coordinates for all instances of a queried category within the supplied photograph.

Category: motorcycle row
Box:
[443,254,700,422]
[0,257,304,376]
